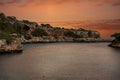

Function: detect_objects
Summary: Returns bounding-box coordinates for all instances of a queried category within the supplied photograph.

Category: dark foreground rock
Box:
[108,33,120,48]
[108,44,120,48]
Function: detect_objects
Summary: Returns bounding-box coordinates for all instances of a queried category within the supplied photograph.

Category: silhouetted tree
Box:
[88,30,92,37]
[0,13,6,22]
[111,33,120,40]
[7,16,16,21]
[110,33,120,45]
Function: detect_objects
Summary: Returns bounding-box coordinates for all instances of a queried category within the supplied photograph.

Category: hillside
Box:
[0,13,101,44]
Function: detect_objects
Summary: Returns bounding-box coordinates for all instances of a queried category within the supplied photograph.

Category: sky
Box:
[0,0,120,38]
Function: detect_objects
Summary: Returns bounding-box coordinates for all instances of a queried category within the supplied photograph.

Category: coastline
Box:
[22,40,111,44]
[0,50,23,54]
[0,13,114,53]
[21,38,111,44]
[0,38,112,54]
[108,44,120,48]
[0,40,111,54]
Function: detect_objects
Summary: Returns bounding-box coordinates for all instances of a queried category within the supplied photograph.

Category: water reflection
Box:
[0,52,22,57]
[0,43,120,80]
[109,47,120,79]
[111,48,120,54]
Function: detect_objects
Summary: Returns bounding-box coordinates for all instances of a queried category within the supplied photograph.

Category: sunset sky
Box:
[0,0,120,38]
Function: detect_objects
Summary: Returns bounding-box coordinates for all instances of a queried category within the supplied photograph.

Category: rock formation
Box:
[109,33,120,48]
[0,13,102,53]
[0,39,22,53]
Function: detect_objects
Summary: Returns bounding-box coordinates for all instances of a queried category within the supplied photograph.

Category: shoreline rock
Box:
[21,38,111,44]
[0,40,23,53]
[22,39,111,45]
[108,44,120,48]
[0,38,111,53]
[0,13,113,53]
[108,33,120,48]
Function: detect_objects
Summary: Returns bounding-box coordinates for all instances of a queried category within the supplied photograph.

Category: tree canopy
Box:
[111,33,120,40]
[31,28,48,37]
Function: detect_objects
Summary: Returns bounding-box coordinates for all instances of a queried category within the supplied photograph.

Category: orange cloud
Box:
[43,19,120,38]
[0,0,120,38]
[0,0,21,5]
[0,0,120,7]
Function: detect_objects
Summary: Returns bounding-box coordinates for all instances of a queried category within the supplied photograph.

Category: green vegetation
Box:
[64,31,75,37]
[13,22,24,34]
[41,24,52,28]
[0,33,13,44]
[64,30,84,38]
[0,13,39,40]
[0,13,100,45]
[111,33,120,44]
[24,34,31,40]
[31,28,48,37]
[88,31,98,38]
[7,16,17,22]
[0,13,6,22]
[0,13,29,43]
[0,22,14,33]
[111,33,120,40]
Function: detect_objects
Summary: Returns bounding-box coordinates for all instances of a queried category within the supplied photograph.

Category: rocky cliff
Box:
[0,39,22,53]
[0,13,102,53]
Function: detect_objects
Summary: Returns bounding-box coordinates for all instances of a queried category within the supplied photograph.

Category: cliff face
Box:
[0,13,101,44]
[20,27,101,43]
[0,13,102,53]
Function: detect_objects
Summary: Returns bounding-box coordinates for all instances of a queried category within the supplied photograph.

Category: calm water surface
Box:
[0,43,120,80]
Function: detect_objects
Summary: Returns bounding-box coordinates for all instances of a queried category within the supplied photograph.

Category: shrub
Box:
[24,34,31,40]
[64,31,84,38]
[64,31,75,37]
[111,33,120,44]
[0,33,13,44]
[0,22,14,33]
[111,33,120,40]
[31,28,48,37]
[0,13,6,22]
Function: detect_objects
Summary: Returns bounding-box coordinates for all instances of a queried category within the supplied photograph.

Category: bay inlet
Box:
[0,43,120,80]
